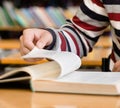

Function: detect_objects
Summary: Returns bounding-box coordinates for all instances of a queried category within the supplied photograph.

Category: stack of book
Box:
[0,1,78,28]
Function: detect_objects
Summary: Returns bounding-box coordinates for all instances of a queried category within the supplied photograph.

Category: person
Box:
[19,0,120,72]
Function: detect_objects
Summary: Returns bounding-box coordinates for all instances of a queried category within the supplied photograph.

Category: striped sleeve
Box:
[103,0,120,68]
[46,0,110,57]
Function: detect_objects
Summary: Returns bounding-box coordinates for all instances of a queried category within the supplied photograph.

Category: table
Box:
[0,88,120,108]
[81,47,111,66]
[0,39,20,49]
[0,52,48,65]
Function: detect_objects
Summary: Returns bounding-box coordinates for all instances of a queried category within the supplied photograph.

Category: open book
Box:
[1,47,120,95]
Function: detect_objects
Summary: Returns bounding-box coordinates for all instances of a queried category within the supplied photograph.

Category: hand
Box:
[20,28,53,56]
[19,28,53,62]
[112,60,120,72]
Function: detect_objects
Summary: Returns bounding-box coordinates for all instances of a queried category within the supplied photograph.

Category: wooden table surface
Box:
[0,39,20,49]
[0,88,120,108]
[81,47,111,66]
[0,52,48,65]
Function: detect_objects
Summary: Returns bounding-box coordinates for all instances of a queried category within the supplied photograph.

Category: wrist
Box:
[44,28,56,50]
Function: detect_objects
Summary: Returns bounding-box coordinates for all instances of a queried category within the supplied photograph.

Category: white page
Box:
[22,47,81,77]
[57,71,120,84]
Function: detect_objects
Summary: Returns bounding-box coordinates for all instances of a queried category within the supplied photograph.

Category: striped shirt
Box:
[46,0,120,71]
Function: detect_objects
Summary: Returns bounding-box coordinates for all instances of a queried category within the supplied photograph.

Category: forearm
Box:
[45,0,110,57]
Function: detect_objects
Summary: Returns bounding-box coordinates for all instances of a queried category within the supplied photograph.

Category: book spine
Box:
[29,7,46,28]
[15,9,28,27]
[21,8,38,27]
[2,1,19,26]
[46,7,60,27]
[0,6,10,26]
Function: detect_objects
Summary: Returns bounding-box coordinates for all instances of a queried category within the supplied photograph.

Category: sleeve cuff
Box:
[44,28,56,50]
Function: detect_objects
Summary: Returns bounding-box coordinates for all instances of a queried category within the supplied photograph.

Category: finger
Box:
[22,30,36,50]
[20,47,30,56]
[112,61,120,72]
[36,33,52,49]
[113,68,120,72]
[20,36,31,56]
